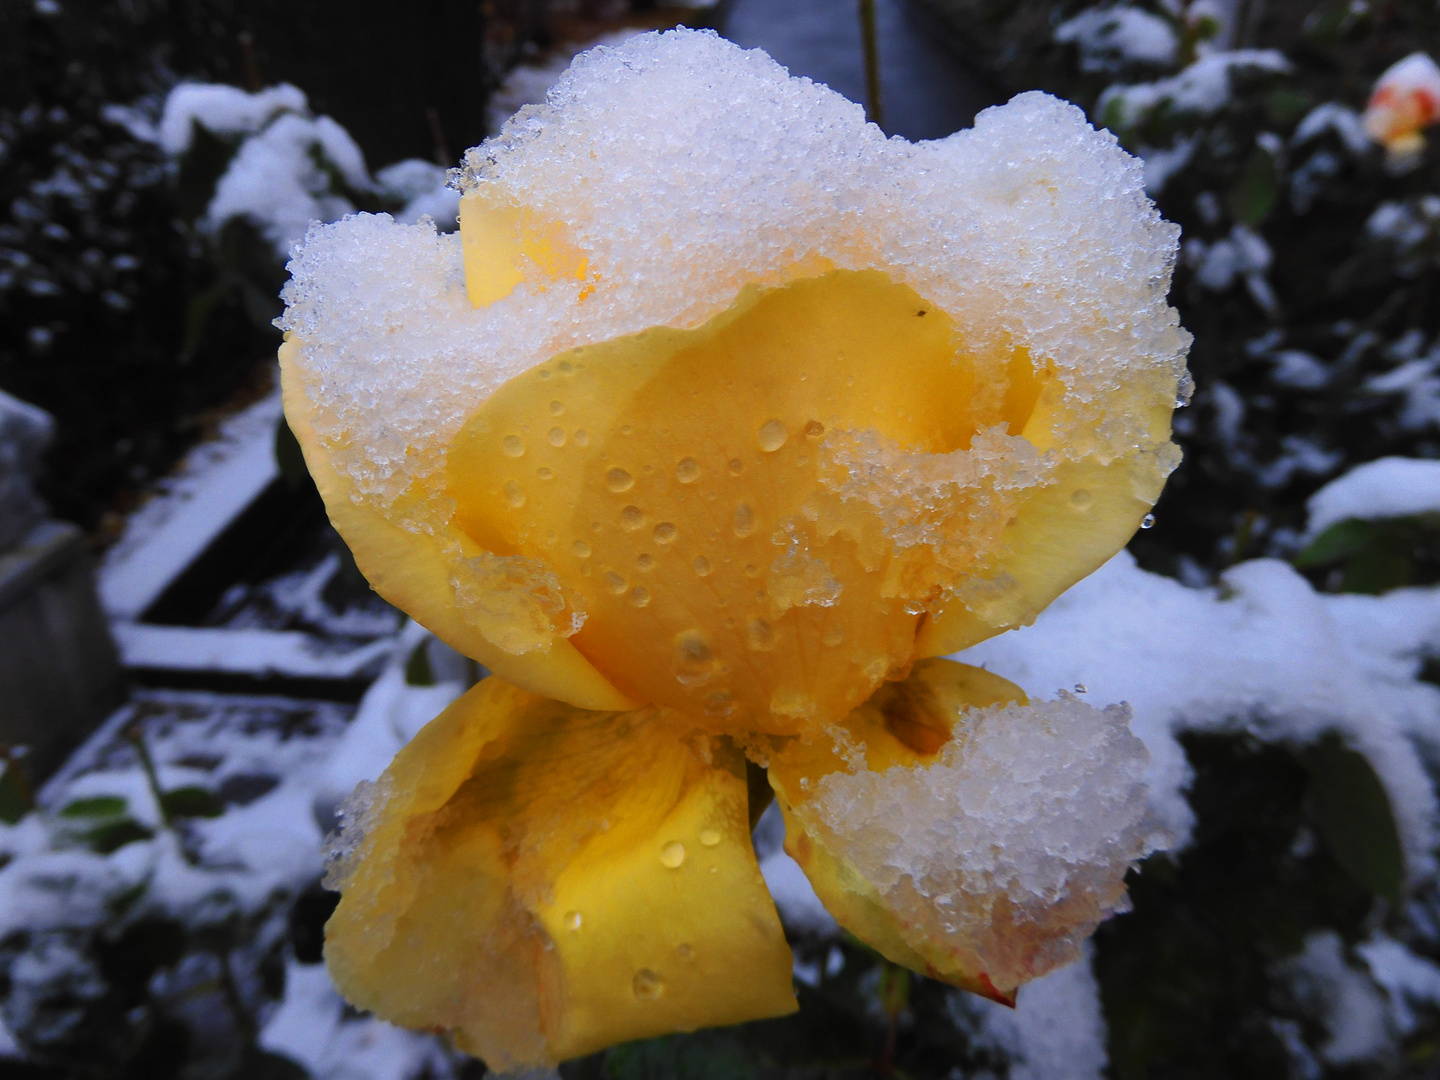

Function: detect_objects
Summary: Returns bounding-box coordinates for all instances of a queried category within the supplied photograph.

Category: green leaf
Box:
[604,1032,757,1080]
[86,819,155,854]
[1303,732,1404,904]
[405,640,435,686]
[1294,518,1380,567]
[59,794,129,819]
[0,760,34,825]
[159,786,225,819]
[1227,146,1278,227]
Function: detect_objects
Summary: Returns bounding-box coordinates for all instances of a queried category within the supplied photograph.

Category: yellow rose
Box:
[278,29,1188,1070]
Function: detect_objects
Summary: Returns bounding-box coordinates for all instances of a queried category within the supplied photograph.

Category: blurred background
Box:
[4,1,1440,1077]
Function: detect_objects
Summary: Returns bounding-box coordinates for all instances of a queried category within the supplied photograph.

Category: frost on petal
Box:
[794,693,1162,998]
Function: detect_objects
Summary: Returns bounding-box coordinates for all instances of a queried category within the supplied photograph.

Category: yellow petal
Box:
[323,677,796,1069]
[459,188,590,308]
[914,454,1159,656]
[766,657,1026,1002]
[447,268,1085,733]
[280,338,636,710]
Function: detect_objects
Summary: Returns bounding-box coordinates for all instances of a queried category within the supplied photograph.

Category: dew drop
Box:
[606,467,635,493]
[547,427,566,448]
[536,467,553,480]
[677,943,694,960]
[574,429,590,447]
[757,419,788,452]
[619,425,632,436]
[692,556,711,577]
[605,570,627,594]
[727,458,744,475]
[676,457,701,484]
[747,617,775,651]
[660,841,686,868]
[629,585,651,607]
[699,828,721,847]
[632,968,664,1001]
[572,540,592,558]
[1141,513,1156,529]
[637,553,655,570]
[1071,489,1092,509]
[674,630,715,687]
[653,522,677,544]
[620,505,644,530]
[804,419,825,439]
[504,480,526,508]
[565,910,582,930]
[502,435,525,458]
[549,400,565,416]
[733,503,755,538]
[822,625,845,647]
[743,563,759,578]
[706,695,738,725]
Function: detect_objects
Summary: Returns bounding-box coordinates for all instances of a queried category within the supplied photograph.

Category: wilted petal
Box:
[323,678,795,1068]
[769,658,1160,1002]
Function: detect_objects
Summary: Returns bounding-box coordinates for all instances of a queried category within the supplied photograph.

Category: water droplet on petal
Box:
[504,481,526,508]
[565,910,582,930]
[536,466,553,480]
[607,467,635,493]
[547,427,566,448]
[692,556,711,577]
[674,630,715,686]
[1071,489,1092,509]
[804,419,825,439]
[1141,513,1156,529]
[727,458,744,475]
[636,553,654,570]
[699,829,721,847]
[621,505,644,530]
[605,571,627,594]
[676,457,701,484]
[757,419,788,452]
[574,429,590,447]
[502,435,525,458]
[733,502,755,538]
[660,841,686,868]
[677,943,694,960]
[632,968,664,1000]
[549,400,565,416]
[573,540,592,558]
[629,585,651,607]
[747,617,775,651]
[822,625,845,647]
[653,522,677,544]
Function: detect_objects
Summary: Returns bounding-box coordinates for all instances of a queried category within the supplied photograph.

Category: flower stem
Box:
[858,0,884,129]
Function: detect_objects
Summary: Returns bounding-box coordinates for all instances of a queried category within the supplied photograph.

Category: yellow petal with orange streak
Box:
[446,268,1047,734]
[280,338,635,710]
[323,677,796,1070]
[766,657,1026,1003]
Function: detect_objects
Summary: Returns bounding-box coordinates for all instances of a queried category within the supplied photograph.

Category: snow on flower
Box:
[276,28,1190,1069]
[1362,52,1440,170]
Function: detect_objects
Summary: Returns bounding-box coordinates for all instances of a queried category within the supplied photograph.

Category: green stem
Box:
[127,726,172,830]
[858,0,884,129]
